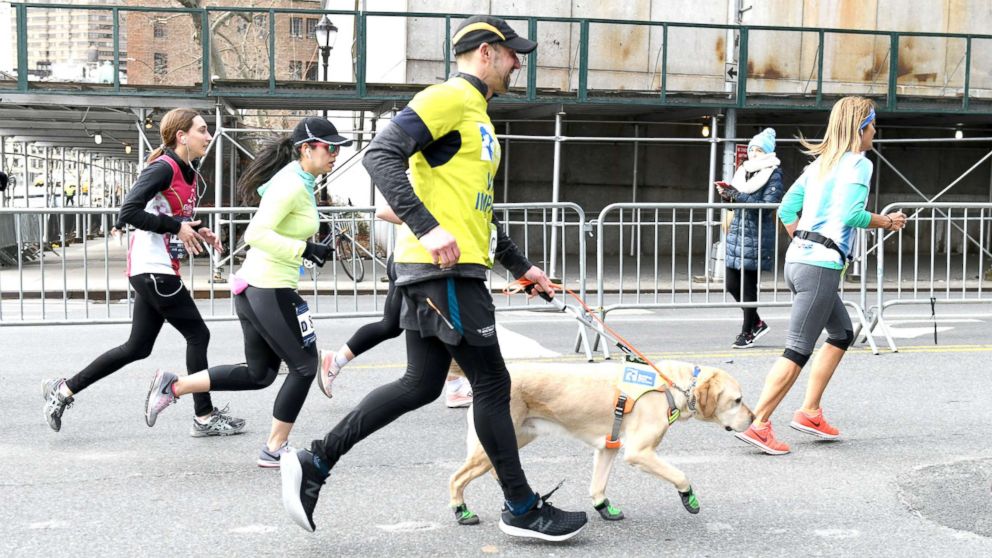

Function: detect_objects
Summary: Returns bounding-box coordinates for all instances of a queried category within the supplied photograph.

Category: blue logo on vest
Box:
[623,367,656,387]
[479,124,495,161]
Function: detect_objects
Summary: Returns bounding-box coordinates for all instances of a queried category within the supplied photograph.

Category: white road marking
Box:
[376,521,442,533]
[877,325,954,339]
[228,525,278,534]
[495,324,561,358]
[27,520,68,530]
[813,528,860,539]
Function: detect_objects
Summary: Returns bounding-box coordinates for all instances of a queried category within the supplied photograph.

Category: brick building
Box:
[125,0,325,85]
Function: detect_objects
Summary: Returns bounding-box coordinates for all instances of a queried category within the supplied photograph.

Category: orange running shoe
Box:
[789,408,840,439]
[735,421,791,455]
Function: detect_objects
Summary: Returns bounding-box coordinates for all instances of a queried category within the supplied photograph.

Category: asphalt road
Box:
[2,301,990,557]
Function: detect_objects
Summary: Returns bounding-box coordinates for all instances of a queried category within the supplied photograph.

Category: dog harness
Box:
[605,364,701,449]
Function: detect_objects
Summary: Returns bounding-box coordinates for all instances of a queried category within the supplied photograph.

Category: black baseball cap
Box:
[452,15,537,55]
[291,117,352,147]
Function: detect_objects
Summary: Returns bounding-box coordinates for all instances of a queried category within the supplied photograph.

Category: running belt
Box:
[794,230,849,263]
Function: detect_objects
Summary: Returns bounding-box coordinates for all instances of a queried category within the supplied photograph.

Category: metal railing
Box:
[592,202,879,356]
[0,202,587,325]
[7,3,992,113]
[8,200,992,359]
[868,202,992,352]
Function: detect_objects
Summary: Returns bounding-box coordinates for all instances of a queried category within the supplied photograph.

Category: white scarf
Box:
[730,154,781,194]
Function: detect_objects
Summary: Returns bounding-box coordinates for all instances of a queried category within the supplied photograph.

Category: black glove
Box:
[302,241,333,267]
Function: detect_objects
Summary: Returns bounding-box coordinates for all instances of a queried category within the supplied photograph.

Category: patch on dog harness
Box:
[605,362,682,448]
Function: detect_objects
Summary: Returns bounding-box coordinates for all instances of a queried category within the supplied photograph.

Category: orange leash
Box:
[504,279,674,387]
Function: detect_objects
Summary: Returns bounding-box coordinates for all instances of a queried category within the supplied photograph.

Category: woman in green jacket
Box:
[144,117,351,468]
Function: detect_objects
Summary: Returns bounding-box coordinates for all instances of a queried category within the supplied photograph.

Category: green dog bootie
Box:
[593,498,625,521]
[679,486,700,514]
[453,503,480,525]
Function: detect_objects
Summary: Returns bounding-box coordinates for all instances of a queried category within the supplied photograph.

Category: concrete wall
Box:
[403,0,992,99]
[493,117,992,256]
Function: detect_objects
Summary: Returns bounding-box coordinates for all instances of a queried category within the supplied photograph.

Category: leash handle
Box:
[522,282,556,303]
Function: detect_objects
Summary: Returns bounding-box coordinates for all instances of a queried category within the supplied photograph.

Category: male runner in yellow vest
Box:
[282,15,587,541]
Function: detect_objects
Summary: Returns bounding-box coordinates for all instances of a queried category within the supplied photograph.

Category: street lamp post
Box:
[314,15,338,119]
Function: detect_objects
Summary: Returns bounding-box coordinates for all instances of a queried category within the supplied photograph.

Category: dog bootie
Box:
[594,498,625,521]
[679,486,700,514]
[453,503,480,525]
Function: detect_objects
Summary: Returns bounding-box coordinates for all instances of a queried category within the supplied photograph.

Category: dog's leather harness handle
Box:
[605,394,628,449]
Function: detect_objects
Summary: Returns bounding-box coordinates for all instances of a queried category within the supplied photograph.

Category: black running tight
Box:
[346,278,402,356]
[725,266,761,333]
[65,273,215,417]
[311,330,533,502]
[207,286,317,423]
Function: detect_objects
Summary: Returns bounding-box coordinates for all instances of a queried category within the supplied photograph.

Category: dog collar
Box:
[667,366,701,422]
[680,366,702,412]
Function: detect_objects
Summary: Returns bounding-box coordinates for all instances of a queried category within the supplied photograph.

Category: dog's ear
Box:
[695,376,720,418]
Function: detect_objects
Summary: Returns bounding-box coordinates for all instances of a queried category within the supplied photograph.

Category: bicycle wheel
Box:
[336,234,365,282]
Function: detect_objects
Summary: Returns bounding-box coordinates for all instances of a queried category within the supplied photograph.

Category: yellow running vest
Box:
[393,77,500,268]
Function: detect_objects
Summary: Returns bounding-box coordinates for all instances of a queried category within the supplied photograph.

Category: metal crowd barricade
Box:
[868,202,992,352]
[0,203,586,328]
[592,202,879,358]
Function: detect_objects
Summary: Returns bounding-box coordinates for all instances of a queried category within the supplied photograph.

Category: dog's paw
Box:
[594,498,625,521]
[679,486,700,514]
[453,503,480,525]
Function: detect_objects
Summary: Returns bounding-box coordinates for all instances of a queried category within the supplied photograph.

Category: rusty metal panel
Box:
[649,0,727,24]
[494,0,573,68]
[404,1,488,62]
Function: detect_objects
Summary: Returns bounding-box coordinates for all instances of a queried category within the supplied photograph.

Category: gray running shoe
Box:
[190,405,246,437]
[145,369,179,427]
[257,440,292,469]
[42,378,74,432]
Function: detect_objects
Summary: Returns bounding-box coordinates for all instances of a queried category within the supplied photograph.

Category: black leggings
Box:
[311,330,532,502]
[725,266,761,333]
[66,273,215,417]
[347,278,402,356]
[207,286,317,423]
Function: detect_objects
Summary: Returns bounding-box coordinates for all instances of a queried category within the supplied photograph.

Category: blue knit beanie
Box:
[748,127,776,154]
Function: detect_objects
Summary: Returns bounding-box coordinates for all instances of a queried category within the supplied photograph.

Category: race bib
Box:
[296,302,317,347]
[168,217,191,260]
[488,223,498,263]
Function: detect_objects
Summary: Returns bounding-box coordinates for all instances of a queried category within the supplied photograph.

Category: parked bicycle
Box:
[304,209,388,282]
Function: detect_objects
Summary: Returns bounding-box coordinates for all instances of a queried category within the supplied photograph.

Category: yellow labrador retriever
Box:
[448,360,754,524]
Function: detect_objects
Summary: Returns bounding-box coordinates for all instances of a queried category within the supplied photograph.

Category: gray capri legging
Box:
[784,262,852,357]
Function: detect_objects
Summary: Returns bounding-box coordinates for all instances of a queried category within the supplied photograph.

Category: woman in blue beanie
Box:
[718,127,784,348]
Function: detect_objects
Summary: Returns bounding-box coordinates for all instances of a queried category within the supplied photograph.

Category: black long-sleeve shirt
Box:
[117,149,197,234]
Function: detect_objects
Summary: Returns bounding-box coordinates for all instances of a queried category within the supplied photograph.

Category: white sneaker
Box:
[445,379,473,408]
[317,350,340,399]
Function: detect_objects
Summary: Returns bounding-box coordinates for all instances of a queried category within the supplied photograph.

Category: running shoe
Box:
[731,331,755,349]
[751,320,770,342]
[789,408,840,439]
[281,448,328,532]
[445,379,474,408]
[316,350,340,399]
[190,405,246,437]
[735,421,790,455]
[41,378,74,433]
[144,369,178,427]
[498,487,588,542]
[257,440,292,468]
